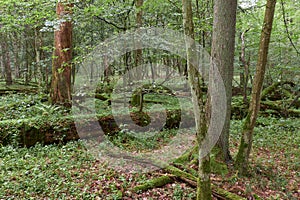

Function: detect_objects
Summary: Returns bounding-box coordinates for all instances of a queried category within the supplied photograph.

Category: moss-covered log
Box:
[132,165,246,199]
[0,87,38,95]
[232,97,300,119]
[132,175,174,193]
[261,81,295,100]
[20,121,79,147]
[260,101,300,117]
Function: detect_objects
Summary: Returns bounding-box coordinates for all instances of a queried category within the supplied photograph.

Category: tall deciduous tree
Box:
[211,0,237,162]
[182,0,212,199]
[235,0,277,175]
[134,0,143,79]
[50,1,73,108]
[1,34,13,86]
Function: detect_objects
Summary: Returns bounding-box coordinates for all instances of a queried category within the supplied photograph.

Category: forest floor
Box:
[0,116,299,199]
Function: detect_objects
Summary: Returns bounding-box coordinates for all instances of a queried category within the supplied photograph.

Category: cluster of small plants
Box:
[0,94,70,146]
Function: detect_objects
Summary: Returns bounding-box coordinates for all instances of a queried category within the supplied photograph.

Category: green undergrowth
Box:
[0,93,299,199]
[0,141,195,199]
[0,116,298,199]
[0,142,97,199]
[229,116,299,199]
[108,128,180,151]
[0,93,190,146]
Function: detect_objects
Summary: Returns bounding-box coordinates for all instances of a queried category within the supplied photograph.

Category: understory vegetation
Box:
[0,115,298,199]
[0,92,298,199]
[1,0,299,199]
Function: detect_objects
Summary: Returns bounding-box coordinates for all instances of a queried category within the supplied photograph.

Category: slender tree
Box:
[235,0,277,175]
[135,0,143,79]
[50,1,73,108]
[182,0,212,199]
[211,0,237,162]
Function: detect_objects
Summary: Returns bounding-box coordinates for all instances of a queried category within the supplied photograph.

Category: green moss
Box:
[133,175,173,193]
[197,178,212,200]
[173,144,198,164]
[210,147,229,175]
[212,186,247,200]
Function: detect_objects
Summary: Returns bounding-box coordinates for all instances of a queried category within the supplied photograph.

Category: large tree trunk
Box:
[182,0,212,199]
[50,1,73,108]
[235,0,277,175]
[211,0,237,163]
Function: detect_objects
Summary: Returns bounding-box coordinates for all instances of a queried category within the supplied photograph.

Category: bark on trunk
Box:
[211,0,237,163]
[134,0,143,79]
[50,2,73,108]
[13,32,21,79]
[1,37,13,85]
[239,30,250,105]
[182,0,212,199]
[235,0,277,175]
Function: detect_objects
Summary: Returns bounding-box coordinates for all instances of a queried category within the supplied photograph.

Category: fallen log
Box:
[132,165,246,200]
[261,81,295,100]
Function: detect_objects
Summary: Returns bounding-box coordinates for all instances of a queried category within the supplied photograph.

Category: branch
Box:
[280,0,300,55]
[94,15,127,31]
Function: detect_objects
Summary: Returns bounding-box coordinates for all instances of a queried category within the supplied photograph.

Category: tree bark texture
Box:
[50,1,73,108]
[1,35,13,85]
[211,0,237,163]
[235,0,277,175]
[134,0,143,79]
[182,0,212,199]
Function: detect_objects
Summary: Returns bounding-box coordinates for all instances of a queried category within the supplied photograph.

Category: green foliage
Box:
[108,128,180,152]
[0,94,72,146]
[230,116,299,199]
[235,0,300,87]
[0,142,96,199]
[0,0,55,32]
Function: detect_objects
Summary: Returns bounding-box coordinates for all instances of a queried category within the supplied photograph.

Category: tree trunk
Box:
[235,0,277,175]
[211,0,237,163]
[13,32,21,79]
[135,0,143,79]
[34,28,42,85]
[1,36,13,85]
[239,30,250,105]
[182,0,212,199]
[50,1,73,108]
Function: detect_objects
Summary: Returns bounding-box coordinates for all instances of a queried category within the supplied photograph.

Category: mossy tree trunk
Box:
[50,1,73,108]
[182,0,212,199]
[211,0,237,163]
[235,0,277,175]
